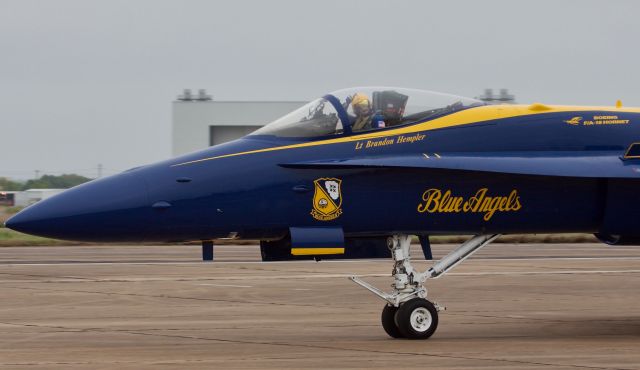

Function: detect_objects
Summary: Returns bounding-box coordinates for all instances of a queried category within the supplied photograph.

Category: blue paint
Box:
[5,90,640,248]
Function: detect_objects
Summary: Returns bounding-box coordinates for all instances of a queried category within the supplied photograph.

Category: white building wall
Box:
[172,100,305,156]
[13,189,65,207]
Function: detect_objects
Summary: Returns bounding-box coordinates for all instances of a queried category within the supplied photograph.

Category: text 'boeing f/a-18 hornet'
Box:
[7,87,640,339]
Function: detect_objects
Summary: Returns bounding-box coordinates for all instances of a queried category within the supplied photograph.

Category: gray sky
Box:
[1,0,639,179]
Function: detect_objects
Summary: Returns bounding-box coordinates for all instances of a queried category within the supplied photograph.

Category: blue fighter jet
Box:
[6,87,640,339]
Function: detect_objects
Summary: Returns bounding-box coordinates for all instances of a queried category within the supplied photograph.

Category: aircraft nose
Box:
[4,215,19,230]
[5,172,151,242]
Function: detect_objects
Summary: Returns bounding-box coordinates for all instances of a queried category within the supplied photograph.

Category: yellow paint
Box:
[310,178,343,221]
[623,142,640,159]
[580,115,630,126]
[564,116,583,125]
[172,104,640,167]
[417,188,522,221]
[291,247,345,255]
[616,100,623,108]
[528,103,552,111]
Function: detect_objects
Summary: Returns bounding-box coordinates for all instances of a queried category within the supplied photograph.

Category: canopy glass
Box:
[251,87,485,138]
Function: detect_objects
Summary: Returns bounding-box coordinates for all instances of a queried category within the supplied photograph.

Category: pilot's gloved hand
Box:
[343,95,353,108]
[371,113,386,128]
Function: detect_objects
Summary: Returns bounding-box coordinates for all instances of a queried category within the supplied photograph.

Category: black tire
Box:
[381,304,403,338]
[394,298,438,340]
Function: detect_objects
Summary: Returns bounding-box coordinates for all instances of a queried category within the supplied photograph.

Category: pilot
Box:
[350,93,385,131]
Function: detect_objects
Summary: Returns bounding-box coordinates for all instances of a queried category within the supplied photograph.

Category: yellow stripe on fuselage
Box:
[291,247,345,256]
[172,104,640,167]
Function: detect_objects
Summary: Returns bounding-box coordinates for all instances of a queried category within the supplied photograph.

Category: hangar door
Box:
[209,125,262,146]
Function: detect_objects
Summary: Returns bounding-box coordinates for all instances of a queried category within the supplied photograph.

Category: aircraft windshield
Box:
[251,97,343,138]
[251,87,485,138]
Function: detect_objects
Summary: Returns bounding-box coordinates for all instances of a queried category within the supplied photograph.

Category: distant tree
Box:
[22,174,91,190]
[0,177,23,191]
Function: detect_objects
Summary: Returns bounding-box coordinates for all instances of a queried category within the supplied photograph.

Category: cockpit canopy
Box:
[251,87,485,138]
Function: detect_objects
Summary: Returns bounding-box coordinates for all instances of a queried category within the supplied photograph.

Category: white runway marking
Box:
[198,283,253,288]
[446,269,640,276]
[2,256,640,267]
[218,270,640,280]
[143,269,640,282]
[0,270,638,284]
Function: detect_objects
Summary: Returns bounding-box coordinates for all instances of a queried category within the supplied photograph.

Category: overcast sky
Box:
[1,0,639,179]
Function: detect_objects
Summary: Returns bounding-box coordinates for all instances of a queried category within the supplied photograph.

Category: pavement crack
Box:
[105,330,636,370]
[4,285,335,308]
[1,321,627,370]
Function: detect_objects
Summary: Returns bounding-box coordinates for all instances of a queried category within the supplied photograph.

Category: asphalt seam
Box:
[0,321,630,370]
[2,255,640,265]
[3,285,340,308]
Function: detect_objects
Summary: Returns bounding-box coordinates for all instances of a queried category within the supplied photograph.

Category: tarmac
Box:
[0,243,639,370]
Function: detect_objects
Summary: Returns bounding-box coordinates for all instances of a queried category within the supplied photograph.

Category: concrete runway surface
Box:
[1,243,639,369]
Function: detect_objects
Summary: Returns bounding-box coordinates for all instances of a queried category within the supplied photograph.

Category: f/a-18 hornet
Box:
[7,87,640,339]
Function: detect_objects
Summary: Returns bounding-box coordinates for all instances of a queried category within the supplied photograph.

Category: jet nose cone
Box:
[5,199,47,234]
[4,214,21,231]
[5,172,151,242]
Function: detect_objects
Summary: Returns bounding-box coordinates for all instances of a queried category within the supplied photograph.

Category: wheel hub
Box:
[410,307,432,332]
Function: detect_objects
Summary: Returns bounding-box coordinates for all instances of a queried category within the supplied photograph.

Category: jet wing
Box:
[280,151,640,178]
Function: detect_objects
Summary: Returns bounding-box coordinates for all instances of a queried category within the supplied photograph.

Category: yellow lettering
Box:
[483,197,502,221]
[419,188,522,221]
[466,188,488,212]
[417,189,441,213]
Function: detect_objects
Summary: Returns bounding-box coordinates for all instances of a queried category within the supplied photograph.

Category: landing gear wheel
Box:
[381,304,403,338]
[394,298,438,340]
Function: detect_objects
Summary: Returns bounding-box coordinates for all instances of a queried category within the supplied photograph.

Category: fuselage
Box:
[7,101,640,243]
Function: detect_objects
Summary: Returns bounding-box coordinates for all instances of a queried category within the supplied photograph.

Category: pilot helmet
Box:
[351,93,371,116]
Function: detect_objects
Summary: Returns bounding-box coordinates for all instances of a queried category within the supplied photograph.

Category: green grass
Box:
[0,204,598,247]
[0,205,18,226]
[0,228,76,246]
[5,206,24,215]
[429,233,598,244]
[0,231,598,247]
[0,206,601,246]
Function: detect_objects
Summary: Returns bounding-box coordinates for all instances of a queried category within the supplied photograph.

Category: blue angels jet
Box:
[6,87,640,339]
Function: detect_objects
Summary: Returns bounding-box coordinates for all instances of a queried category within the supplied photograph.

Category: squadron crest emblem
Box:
[564,116,583,125]
[311,178,343,221]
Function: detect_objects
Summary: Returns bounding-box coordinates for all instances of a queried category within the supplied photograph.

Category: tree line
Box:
[0,174,91,191]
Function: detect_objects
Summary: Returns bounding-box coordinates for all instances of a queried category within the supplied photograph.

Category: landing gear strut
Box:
[350,234,499,339]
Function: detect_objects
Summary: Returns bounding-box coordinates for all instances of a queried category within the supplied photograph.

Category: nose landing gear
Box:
[382,298,439,339]
[350,234,499,339]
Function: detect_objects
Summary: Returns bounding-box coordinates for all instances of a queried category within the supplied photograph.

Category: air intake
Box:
[623,143,640,159]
